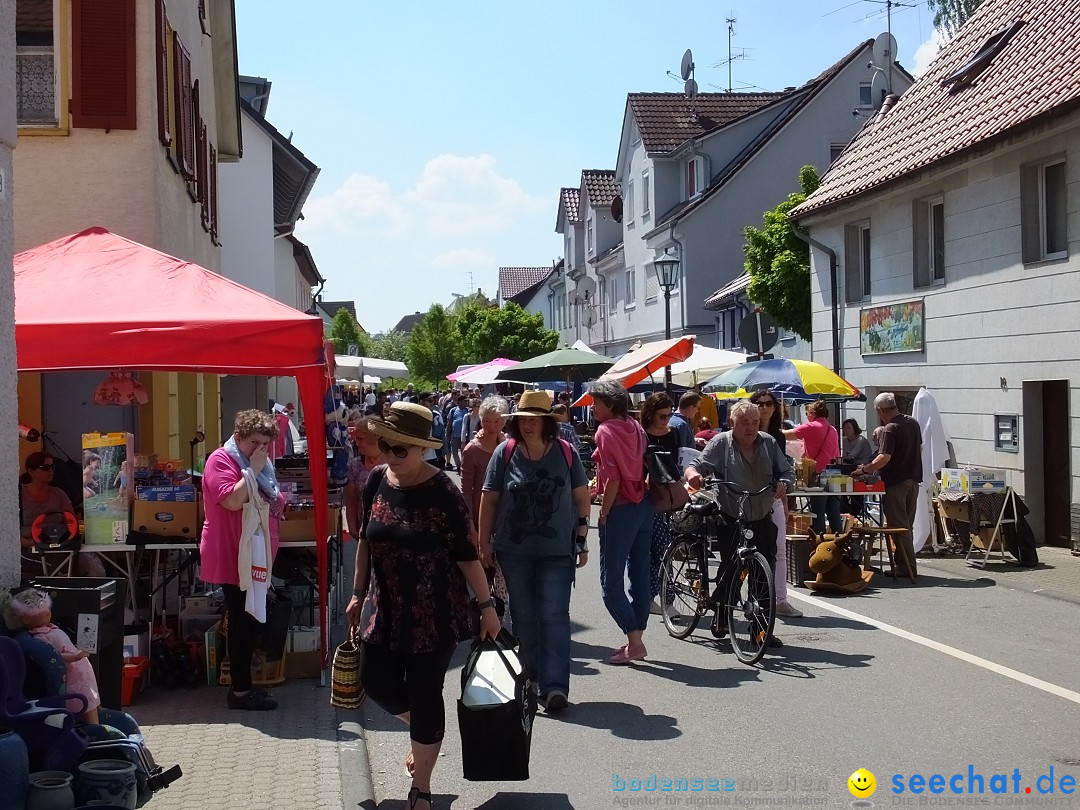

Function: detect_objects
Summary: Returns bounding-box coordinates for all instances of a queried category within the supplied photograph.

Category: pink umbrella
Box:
[447,358,519,385]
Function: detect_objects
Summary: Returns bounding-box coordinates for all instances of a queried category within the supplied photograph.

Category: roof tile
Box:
[499,266,553,300]
[560,187,580,223]
[793,0,1080,218]
[629,92,789,153]
[582,169,618,207]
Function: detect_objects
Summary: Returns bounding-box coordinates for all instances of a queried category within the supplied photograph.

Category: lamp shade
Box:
[93,371,148,406]
[653,253,681,290]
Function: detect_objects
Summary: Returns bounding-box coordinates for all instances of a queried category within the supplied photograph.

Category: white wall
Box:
[219,112,275,295]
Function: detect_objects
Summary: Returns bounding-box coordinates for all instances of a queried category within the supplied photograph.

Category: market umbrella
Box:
[447,357,519,385]
[493,347,614,386]
[702,358,865,402]
[596,335,697,388]
[668,345,748,388]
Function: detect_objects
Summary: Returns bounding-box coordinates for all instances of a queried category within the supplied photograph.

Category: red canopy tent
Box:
[14,227,334,664]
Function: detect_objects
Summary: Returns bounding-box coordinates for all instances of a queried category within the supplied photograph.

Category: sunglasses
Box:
[34,464,55,471]
[757,400,776,407]
[656,412,673,420]
[377,438,411,458]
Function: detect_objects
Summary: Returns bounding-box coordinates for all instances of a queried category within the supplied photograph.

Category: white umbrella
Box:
[911,387,951,552]
[668,346,748,388]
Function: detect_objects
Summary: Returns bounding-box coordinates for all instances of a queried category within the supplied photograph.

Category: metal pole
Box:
[664,287,673,390]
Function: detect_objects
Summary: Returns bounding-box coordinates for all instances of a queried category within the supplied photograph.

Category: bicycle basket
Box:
[670,492,720,537]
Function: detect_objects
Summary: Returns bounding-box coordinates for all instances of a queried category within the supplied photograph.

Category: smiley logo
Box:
[848,768,876,798]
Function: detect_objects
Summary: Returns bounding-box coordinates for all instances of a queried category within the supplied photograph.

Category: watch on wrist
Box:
[476,598,495,611]
[577,517,589,527]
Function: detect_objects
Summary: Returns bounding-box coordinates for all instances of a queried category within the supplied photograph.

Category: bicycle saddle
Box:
[686,495,719,516]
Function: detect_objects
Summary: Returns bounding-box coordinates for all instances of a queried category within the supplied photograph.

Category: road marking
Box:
[788,591,1080,706]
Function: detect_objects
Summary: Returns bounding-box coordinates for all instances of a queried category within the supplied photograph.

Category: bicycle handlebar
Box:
[701,478,775,497]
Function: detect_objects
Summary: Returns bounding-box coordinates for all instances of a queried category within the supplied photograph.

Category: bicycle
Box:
[659,479,777,665]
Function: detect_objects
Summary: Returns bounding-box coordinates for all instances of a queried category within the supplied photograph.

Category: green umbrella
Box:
[494,347,615,385]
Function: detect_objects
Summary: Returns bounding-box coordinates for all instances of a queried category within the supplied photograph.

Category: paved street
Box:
[134,488,1080,810]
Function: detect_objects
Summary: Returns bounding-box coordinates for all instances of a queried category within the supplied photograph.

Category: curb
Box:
[338,714,376,809]
[915,556,1080,606]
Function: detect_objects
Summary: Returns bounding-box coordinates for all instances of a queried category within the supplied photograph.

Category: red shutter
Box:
[209,143,219,240]
[197,118,209,227]
[71,0,136,130]
[154,0,170,146]
[172,35,194,179]
[198,0,208,35]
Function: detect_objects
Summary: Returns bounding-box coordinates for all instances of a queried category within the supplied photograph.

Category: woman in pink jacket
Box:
[591,379,654,665]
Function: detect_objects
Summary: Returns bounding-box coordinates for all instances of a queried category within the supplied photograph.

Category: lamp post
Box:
[653,251,682,390]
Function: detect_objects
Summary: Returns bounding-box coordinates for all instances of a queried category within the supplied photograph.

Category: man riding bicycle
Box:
[683,400,793,646]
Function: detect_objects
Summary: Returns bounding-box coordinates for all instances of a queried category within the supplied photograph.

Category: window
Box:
[1021,158,1068,262]
[15,0,58,125]
[626,181,635,226]
[172,32,195,179]
[844,219,872,303]
[995,414,1019,453]
[645,274,659,303]
[858,82,873,108]
[913,196,946,287]
[608,276,619,313]
[587,219,593,253]
[830,143,846,164]
[642,170,651,217]
[687,158,700,198]
[71,0,137,130]
[625,268,636,308]
[599,278,607,317]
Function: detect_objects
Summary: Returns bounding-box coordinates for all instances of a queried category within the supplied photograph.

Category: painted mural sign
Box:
[859,300,925,355]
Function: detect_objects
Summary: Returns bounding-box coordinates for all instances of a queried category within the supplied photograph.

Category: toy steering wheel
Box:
[30,510,81,552]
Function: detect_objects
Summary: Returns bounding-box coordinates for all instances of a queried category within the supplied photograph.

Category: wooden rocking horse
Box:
[805,528,873,593]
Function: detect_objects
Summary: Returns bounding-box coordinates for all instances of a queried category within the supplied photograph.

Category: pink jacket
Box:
[593,416,648,506]
[793,416,840,471]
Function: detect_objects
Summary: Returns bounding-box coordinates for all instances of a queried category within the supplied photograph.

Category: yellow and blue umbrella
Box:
[702,358,864,403]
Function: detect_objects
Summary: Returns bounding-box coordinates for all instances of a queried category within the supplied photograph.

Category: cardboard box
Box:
[82,432,134,544]
[279,507,339,542]
[136,485,196,502]
[942,467,1007,493]
[132,499,201,538]
[180,608,221,641]
[123,630,149,660]
[284,651,322,680]
[853,480,885,493]
[825,475,854,493]
[289,626,319,653]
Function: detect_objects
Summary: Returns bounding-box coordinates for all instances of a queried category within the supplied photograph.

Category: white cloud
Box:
[302,173,411,236]
[912,29,946,77]
[431,247,493,269]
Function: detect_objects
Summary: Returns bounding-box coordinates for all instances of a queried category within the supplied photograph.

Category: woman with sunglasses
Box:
[748,391,803,621]
[640,392,680,619]
[347,402,499,810]
[20,451,74,550]
[344,416,386,542]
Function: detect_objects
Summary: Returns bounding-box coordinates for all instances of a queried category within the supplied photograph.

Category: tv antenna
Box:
[710,16,750,93]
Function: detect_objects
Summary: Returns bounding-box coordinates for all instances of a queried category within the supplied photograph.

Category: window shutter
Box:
[172,35,194,179]
[209,143,219,240]
[912,200,929,287]
[154,0,170,146]
[198,0,208,34]
[71,0,136,130]
[197,118,209,226]
[844,223,862,303]
[1019,164,1041,263]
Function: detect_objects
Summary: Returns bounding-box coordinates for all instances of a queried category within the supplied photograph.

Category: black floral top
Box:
[360,466,476,652]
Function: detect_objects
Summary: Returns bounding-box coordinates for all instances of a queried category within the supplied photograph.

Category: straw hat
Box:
[367,402,443,449]
[512,390,554,418]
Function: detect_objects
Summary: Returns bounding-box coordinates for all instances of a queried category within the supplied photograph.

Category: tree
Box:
[456,302,558,365]
[406,305,462,383]
[743,165,820,342]
[927,0,984,38]
[368,330,409,362]
[328,309,369,356]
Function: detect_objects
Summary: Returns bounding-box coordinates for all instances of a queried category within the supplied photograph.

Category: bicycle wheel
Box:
[725,550,775,665]
[659,538,705,639]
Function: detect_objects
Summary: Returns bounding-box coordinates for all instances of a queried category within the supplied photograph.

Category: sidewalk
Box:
[915,543,1080,604]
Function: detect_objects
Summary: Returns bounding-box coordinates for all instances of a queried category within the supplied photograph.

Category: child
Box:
[1,588,100,724]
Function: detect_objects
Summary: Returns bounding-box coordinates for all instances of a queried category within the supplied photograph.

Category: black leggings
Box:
[360,642,456,745]
[221,583,262,692]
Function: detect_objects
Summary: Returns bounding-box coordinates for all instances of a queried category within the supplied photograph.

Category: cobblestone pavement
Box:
[915,543,1080,603]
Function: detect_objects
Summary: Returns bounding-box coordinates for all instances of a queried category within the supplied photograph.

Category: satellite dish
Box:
[738,310,779,355]
[872,32,898,71]
[684,78,699,99]
[611,195,623,223]
[680,48,695,81]
[582,309,597,329]
[870,69,887,109]
[578,276,597,299]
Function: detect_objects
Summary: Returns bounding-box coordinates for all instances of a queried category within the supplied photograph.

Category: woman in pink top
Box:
[785,400,842,534]
[590,379,654,666]
[201,409,286,711]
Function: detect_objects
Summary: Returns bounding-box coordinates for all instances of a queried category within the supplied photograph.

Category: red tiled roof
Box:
[582,169,618,207]
[628,92,789,154]
[499,266,553,300]
[560,187,580,223]
[793,0,1080,218]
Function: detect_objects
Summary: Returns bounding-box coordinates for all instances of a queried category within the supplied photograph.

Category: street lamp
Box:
[653,251,682,389]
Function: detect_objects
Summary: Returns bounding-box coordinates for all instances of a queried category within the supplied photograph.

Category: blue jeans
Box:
[497,550,575,697]
[812,495,844,535]
[599,499,655,634]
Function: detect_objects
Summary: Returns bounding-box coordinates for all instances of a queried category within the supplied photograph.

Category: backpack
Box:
[431,409,445,440]
[503,438,574,469]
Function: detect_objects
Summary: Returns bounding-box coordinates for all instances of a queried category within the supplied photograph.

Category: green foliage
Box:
[743,166,820,342]
[456,302,558,365]
[406,305,462,383]
[927,0,984,38]
[329,309,368,356]
[368,330,409,362]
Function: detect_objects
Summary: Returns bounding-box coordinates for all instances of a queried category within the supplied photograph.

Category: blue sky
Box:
[235,1,942,333]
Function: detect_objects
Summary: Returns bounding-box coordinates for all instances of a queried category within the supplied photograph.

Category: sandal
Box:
[408,786,432,809]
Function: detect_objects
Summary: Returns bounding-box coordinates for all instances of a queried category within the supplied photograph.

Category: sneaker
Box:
[767,635,784,649]
[227,689,278,711]
[608,643,647,665]
[649,599,662,615]
[775,601,803,618]
[544,691,569,713]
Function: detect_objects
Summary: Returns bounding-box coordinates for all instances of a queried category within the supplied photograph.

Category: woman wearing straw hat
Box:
[477,390,591,714]
[346,402,500,810]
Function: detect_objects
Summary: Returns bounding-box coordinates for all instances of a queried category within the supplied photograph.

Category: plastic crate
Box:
[786,537,814,588]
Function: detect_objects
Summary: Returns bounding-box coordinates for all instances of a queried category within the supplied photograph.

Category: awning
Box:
[334,355,409,379]
[703,273,751,311]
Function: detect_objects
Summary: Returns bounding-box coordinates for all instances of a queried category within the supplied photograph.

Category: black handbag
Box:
[646,448,690,512]
[457,629,536,781]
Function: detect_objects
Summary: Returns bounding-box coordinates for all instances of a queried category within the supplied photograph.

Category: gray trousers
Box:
[882,478,919,576]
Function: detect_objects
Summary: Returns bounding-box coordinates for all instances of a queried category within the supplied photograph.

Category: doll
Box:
[1,588,100,724]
